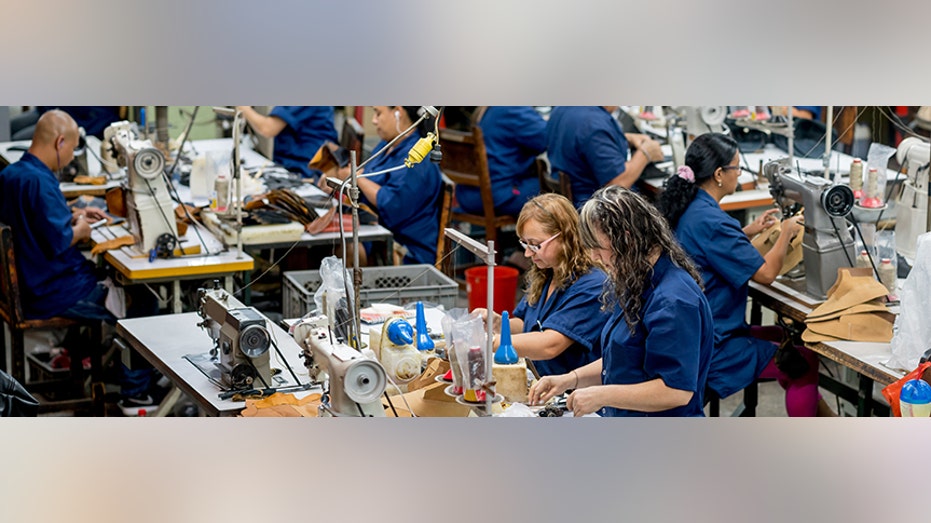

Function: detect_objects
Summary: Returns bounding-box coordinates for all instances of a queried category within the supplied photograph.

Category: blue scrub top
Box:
[0,153,98,318]
[546,106,629,206]
[456,106,546,216]
[269,106,338,180]
[512,268,609,376]
[795,106,822,120]
[675,189,776,397]
[598,255,714,417]
[362,133,442,265]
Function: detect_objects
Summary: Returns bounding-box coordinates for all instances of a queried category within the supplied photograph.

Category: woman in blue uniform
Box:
[655,132,830,416]
[529,186,714,416]
[455,106,546,217]
[237,106,338,180]
[475,193,609,376]
[322,106,442,265]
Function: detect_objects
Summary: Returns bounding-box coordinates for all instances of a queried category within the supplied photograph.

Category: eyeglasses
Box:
[720,165,740,172]
[519,232,561,253]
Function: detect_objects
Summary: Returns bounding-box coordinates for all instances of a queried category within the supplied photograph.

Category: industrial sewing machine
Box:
[196,286,272,390]
[105,121,179,254]
[764,159,856,299]
[895,137,931,259]
[292,318,387,417]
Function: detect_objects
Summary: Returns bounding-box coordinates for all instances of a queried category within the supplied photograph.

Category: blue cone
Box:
[494,310,518,364]
[415,301,434,351]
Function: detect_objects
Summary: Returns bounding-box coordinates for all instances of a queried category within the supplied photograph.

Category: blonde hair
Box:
[516,193,596,306]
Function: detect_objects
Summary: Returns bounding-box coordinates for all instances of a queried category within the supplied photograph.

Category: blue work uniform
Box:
[794,106,822,120]
[362,133,442,265]
[598,255,714,417]
[546,106,629,206]
[269,106,338,180]
[675,189,777,398]
[0,153,97,318]
[38,106,122,138]
[512,268,609,376]
[456,106,546,216]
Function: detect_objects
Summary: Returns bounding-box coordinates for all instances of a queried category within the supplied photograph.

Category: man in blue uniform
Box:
[545,106,663,206]
[12,106,122,140]
[237,106,338,181]
[0,110,156,413]
[455,106,546,217]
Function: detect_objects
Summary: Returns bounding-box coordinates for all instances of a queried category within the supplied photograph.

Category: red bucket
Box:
[465,266,519,314]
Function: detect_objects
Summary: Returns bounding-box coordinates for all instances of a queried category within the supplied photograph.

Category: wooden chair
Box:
[340,117,365,163]
[438,125,516,260]
[537,160,574,203]
[435,177,455,277]
[0,222,104,414]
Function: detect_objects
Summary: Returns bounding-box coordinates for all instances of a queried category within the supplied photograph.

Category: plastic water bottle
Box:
[900,379,931,417]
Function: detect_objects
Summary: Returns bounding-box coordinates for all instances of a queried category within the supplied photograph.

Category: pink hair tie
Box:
[676,165,695,183]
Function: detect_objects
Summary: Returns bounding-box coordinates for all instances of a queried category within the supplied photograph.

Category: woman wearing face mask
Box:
[474,193,609,377]
[654,132,832,416]
[529,186,714,416]
[321,106,442,265]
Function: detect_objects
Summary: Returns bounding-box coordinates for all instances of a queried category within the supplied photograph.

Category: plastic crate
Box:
[283,264,458,318]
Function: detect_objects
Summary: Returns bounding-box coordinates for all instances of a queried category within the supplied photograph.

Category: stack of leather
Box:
[802,268,894,343]
[751,220,804,276]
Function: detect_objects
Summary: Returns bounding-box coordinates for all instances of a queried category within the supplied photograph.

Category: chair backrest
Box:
[538,165,574,203]
[438,126,496,222]
[340,117,364,163]
[435,177,455,274]
[0,222,24,326]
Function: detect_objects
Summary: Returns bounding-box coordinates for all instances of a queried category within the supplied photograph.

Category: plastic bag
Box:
[312,256,354,339]
[861,143,896,208]
[881,362,931,417]
[441,308,471,393]
[887,232,931,371]
[452,313,487,401]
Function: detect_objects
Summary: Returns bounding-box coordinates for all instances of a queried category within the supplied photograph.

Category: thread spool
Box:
[860,167,882,208]
[214,175,230,211]
[856,249,871,269]
[878,257,896,295]
[849,158,863,195]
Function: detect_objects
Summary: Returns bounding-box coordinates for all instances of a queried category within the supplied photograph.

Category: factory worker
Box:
[545,106,663,206]
[475,193,609,376]
[455,106,546,217]
[321,106,442,265]
[237,106,338,181]
[655,132,833,416]
[529,186,714,416]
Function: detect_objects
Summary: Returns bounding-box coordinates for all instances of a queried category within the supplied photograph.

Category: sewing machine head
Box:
[104,121,177,254]
[292,318,387,417]
[197,287,272,390]
[764,159,856,298]
[895,137,931,259]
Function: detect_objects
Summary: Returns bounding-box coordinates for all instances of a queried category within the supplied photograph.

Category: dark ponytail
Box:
[654,132,739,229]
[401,106,438,138]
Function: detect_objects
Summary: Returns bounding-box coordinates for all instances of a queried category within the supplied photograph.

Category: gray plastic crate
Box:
[283,264,458,318]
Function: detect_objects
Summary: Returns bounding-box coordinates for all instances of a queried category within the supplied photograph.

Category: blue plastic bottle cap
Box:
[900,379,931,405]
[387,320,414,346]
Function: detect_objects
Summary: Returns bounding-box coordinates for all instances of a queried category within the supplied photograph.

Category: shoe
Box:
[118,394,159,417]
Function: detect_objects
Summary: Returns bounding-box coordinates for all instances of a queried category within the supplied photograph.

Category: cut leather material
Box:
[90,235,135,255]
[751,221,804,276]
[806,300,888,322]
[807,270,890,319]
[805,312,893,343]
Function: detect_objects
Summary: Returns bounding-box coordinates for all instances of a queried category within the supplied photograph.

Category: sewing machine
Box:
[895,137,931,259]
[196,287,272,390]
[106,121,178,254]
[764,159,856,298]
[292,318,387,417]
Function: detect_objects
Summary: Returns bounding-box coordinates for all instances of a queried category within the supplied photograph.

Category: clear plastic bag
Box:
[861,143,895,208]
[888,232,931,371]
[312,256,354,339]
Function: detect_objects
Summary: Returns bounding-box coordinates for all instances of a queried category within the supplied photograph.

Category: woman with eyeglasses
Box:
[654,132,832,416]
[474,193,609,377]
[529,186,714,416]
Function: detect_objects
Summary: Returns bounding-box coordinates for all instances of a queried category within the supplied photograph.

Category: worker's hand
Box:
[331,165,352,182]
[72,215,92,242]
[472,308,501,333]
[746,208,780,237]
[566,386,605,417]
[81,206,109,223]
[529,373,575,406]
[234,106,252,113]
[317,174,334,195]
[781,214,804,239]
[639,139,663,163]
